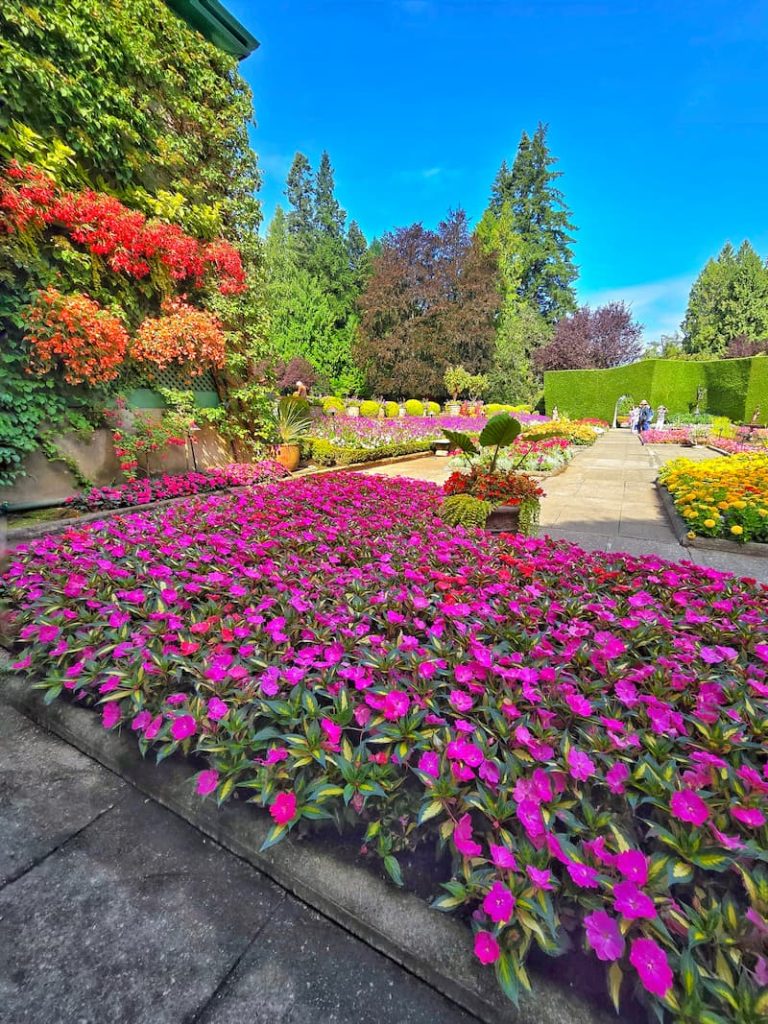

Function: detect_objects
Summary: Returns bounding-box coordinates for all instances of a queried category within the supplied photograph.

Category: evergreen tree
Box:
[314,151,345,237]
[487,124,578,321]
[285,152,315,250]
[682,241,768,355]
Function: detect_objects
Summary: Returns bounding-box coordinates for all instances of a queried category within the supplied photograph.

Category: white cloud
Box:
[579,273,695,341]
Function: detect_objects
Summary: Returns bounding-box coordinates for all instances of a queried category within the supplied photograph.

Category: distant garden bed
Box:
[3,473,767,1023]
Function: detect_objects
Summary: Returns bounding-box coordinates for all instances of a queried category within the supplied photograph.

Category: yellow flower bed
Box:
[522,420,599,446]
[659,454,768,543]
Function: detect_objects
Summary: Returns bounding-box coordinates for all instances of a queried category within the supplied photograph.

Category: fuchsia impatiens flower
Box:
[5,470,768,1020]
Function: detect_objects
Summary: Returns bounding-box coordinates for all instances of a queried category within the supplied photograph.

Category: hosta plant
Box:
[3,474,768,1023]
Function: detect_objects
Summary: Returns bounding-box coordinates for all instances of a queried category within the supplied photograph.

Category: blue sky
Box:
[227,0,768,341]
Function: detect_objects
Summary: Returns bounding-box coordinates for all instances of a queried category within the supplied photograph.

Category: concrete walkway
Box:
[0,703,477,1024]
[360,431,768,583]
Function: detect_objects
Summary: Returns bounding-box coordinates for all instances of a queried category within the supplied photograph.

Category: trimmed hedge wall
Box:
[544,357,768,422]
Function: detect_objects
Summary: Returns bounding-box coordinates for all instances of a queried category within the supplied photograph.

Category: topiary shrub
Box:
[405,399,425,416]
[321,396,345,414]
[384,401,400,418]
[359,400,380,418]
[484,403,505,415]
[439,494,493,528]
[427,401,441,415]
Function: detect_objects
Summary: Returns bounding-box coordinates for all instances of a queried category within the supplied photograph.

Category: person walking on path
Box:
[628,404,640,433]
[637,400,653,442]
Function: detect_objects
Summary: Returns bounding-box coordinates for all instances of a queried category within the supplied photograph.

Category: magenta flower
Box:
[566,860,600,888]
[731,806,766,828]
[567,747,596,782]
[321,718,342,746]
[616,849,649,885]
[516,799,545,841]
[670,790,709,826]
[196,769,219,795]
[605,762,629,794]
[382,690,410,720]
[526,866,555,891]
[489,844,517,870]
[453,813,482,858]
[131,710,152,732]
[630,937,673,998]
[102,702,120,729]
[417,751,440,778]
[584,910,624,961]
[482,881,516,923]
[144,714,162,740]
[270,791,297,825]
[614,881,657,919]
[207,697,228,721]
[170,714,197,741]
[474,931,500,965]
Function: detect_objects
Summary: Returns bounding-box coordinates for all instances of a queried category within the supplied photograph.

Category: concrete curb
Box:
[2,674,612,1024]
[654,482,768,557]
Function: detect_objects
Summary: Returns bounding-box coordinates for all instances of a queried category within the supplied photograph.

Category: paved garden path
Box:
[0,702,478,1024]
[360,430,768,583]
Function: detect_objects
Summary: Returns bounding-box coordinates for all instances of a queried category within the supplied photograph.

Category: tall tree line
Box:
[264,151,369,394]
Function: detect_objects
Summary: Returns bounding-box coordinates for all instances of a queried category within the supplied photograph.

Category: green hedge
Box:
[544,357,768,422]
[302,438,433,466]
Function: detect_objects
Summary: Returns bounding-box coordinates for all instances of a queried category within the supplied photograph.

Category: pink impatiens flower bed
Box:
[66,461,289,511]
[3,474,768,1020]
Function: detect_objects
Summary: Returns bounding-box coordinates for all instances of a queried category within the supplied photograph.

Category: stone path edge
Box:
[1,673,612,1024]
[654,481,768,558]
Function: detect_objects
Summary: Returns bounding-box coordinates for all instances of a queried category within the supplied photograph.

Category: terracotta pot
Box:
[485,504,521,533]
[275,443,301,472]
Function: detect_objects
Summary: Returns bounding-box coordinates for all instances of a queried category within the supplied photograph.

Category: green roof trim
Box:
[164,0,259,59]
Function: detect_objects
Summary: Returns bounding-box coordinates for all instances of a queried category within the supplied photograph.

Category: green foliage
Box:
[444,365,472,401]
[486,124,577,322]
[37,430,93,489]
[439,493,492,527]
[321,396,345,414]
[427,401,441,415]
[359,400,380,417]
[544,356,768,423]
[384,401,400,418]
[272,397,311,444]
[446,413,522,472]
[404,399,425,416]
[0,0,259,235]
[683,241,768,356]
[302,437,432,466]
[264,153,368,394]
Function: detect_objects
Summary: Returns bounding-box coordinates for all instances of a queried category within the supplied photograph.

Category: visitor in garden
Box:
[638,400,653,441]
[655,404,667,429]
[293,380,308,399]
[628,404,640,432]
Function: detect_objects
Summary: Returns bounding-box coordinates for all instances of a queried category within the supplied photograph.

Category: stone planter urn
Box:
[445,402,461,417]
[347,406,360,418]
[485,504,521,533]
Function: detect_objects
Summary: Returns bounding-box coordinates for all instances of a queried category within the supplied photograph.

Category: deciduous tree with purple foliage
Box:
[355,209,499,397]
[535,301,644,371]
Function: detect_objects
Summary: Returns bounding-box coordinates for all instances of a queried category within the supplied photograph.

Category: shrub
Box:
[302,438,432,466]
[427,401,441,415]
[4,474,768,1021]
[384,401,401,417]
[405,399,425,416]
[359,400,381,418]
[132,299,226,373]
[321,396,345,414]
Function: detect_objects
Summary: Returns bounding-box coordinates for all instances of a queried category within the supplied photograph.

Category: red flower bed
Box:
[444,467,544,505]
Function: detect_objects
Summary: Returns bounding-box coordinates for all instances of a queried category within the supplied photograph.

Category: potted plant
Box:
[272,397,311,472]
[346,397,360,418]
[444,365,470,417]
[467,373,489,416]
[439,413,543,533]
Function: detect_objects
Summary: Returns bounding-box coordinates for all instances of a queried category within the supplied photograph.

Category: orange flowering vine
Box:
[25,287,129,386]
[131,298,226,373]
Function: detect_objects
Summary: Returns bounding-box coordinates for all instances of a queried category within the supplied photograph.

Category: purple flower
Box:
[630,937,673,998]
[584,910,624,961]
[615,849,649,885]
[417,751,440,778]
[102,702,120,730]
[614,881,656,919]
[474,931,500,965]
[670,790,709,826]
[482,881,516,923]
[196,769,219,795]
[567,747,596,782]
[207,697,228,721]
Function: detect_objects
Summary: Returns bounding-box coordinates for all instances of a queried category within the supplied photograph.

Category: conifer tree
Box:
[488,124,578,321]
[682,241,768,355]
